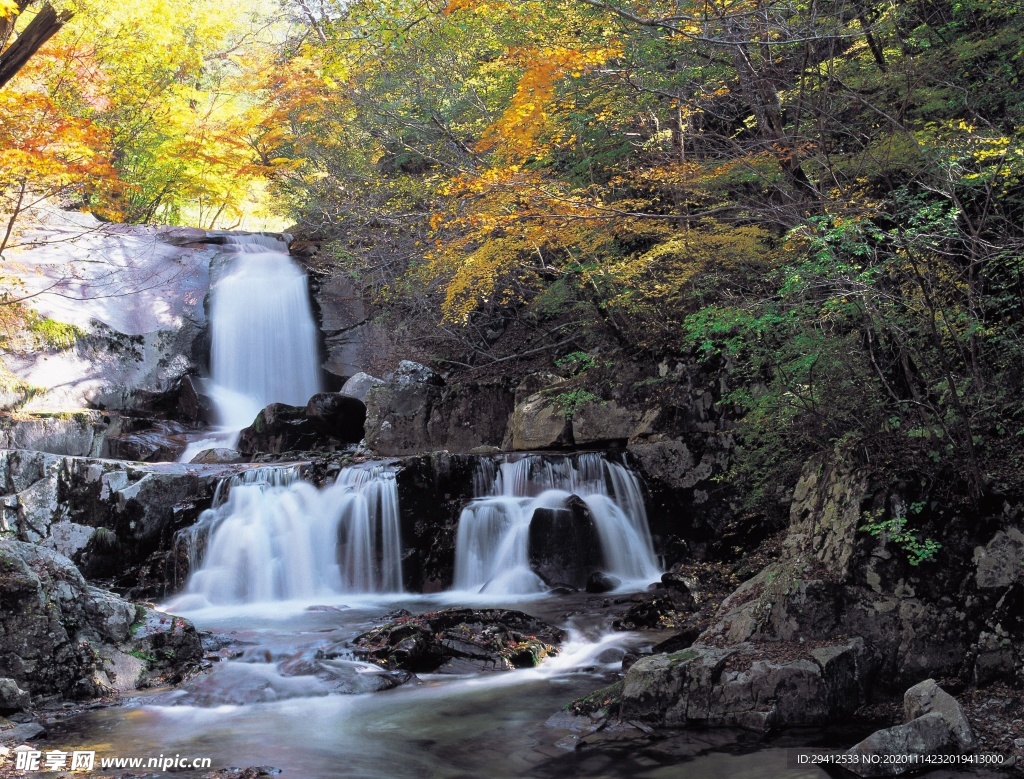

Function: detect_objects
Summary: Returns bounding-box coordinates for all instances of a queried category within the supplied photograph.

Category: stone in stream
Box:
[528,496,605,589]
[236,394,366,454]
[351,608,565,674]
[585,571,621,594]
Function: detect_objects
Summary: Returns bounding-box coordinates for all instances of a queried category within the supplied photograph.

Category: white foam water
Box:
[453,453,661,595]
[170,464,402,608]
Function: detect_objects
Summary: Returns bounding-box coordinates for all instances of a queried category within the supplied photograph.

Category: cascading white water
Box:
[172,464,403,607]
[179,234,322,461]
[453,453,661,595]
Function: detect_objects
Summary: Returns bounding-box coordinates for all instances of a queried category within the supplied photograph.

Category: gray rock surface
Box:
[845,680,977,777]
[340,372,384,402]
[973,527,1024,589]
[619,639,868,734]
[502,375,572,451]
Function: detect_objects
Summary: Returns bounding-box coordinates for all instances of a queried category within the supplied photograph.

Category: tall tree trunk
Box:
[0,3,73,90]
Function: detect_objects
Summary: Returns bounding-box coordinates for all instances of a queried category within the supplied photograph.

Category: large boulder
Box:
[364,368,513,455]
[502,374,573,451]
[619,639,869,734]
[0,538,200,699]
[528,495,604,588]
[0,212,222,414]
[304,392,366,443]
[845,679,977,777]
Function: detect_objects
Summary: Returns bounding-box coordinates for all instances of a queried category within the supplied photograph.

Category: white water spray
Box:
[172,464,403,607]
[180,235,322,461]
[453,453,661,595]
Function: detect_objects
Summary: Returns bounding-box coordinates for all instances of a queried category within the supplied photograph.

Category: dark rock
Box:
[177,375,217,424]
[652,627,701,654]
[365,380,513,455]
[0,539,200,700]
[846,714,963,777]
[352,608,564,674]
[106,420,191,462]
[528,496,604,589]
[237,403,318,454]
[903,679,976,751]
[0,721,46,744]
[303,392,366,443]
[620,638,869,734]
[614,594,678,630]
[585,572,621,594]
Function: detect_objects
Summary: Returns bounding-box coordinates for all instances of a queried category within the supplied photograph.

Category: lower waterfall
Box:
[173,464,402,607]
[452,453,661,595]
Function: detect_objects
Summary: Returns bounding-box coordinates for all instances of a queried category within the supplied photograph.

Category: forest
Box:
[3,0,1024,555]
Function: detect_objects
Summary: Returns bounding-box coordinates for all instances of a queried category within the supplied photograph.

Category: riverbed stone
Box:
[352,608,565,674]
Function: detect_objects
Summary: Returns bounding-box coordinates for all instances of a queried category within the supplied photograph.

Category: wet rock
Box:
[352,608,564,674]
[620,638,868,734]
[528,496,604,589]
[340,372,384,402]
[586,572,621,594]
[128,608,204,685]
[237,403,318,454]
[651,627,701,654]
[304,392,366,443]
[0,721,45,744]
[613,594,679,630]
[106,420,192,462]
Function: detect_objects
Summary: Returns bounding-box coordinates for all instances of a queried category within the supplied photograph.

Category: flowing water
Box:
[179,234,322,461]
[47,597,838,779]
[171,464,402,609]
[453,453,661,595]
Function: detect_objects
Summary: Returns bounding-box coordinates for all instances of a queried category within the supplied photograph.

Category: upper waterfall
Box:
[207,235,322,429]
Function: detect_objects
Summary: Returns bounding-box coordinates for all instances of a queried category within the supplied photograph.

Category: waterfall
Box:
[172,464,403,607]
[180,234,322,461]
[453,453,661,595]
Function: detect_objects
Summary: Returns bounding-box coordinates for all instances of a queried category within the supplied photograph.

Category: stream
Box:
[46,594,835,778]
